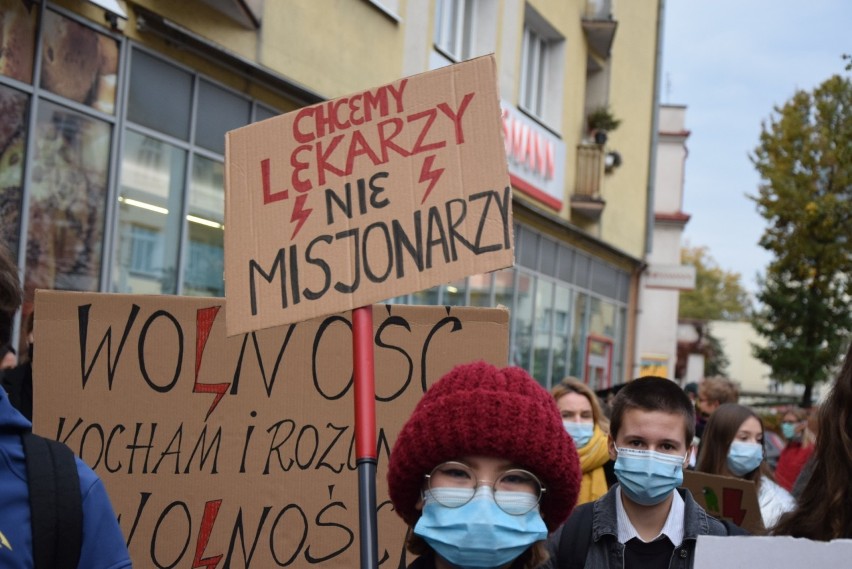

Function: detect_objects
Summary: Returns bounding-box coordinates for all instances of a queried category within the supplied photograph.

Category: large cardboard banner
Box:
[34,290,509,568]
[225,55,513,335]
[681,470,762,534]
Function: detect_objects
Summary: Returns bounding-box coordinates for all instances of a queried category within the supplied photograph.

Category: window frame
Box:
[433,0,475,62]
[518,7,564,127]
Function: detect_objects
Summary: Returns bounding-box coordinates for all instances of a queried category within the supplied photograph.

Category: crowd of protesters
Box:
[2,231,851,568]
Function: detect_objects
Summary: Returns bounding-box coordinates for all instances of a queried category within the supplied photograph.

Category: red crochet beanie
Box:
[387,361,581,532]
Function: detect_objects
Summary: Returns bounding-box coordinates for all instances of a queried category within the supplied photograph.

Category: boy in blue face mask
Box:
[548,376,745,569]
[387,362,582,569]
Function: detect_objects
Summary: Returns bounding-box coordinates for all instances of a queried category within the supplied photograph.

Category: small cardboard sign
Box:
[224,55,513,336]
[34,290,509,568]
[681,470,762,534]
[695,536,852,568]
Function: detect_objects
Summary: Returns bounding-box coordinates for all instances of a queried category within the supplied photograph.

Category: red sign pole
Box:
[352,305,378,569]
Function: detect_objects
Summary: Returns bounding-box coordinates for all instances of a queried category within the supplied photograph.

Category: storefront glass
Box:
[0,0,38,84]
[39,10,119,114]
[113,130,185,294]
[184,154,225,296]
[0,85,28,255]
[25,99,110,299]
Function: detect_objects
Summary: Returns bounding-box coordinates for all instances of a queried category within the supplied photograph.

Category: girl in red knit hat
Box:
[387,361,581,569]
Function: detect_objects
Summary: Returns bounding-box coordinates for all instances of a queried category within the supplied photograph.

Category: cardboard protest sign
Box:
[225,55,513,336]
[33,290,509,568]
[682,470,762,534]
[695,536,852,569]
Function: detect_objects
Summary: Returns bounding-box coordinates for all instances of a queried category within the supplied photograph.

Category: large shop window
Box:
[185,155,224,296]
[532,279,554,382]
[25,100,111,298]
[116,48,270,297]
[0,0,38,84]
[551,284,572,381]
[127,49,192,140]
[196,80,250,154]
[115,131,185,294]
[0,85,28,256]
[39,9,119,114]
[390,223,630,388]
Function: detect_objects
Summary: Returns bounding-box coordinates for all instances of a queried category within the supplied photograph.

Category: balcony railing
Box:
[571,143,606,220]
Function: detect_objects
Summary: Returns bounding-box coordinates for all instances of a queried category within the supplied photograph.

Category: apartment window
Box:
[520,7,564,125]
[434,0,475,61]
[521,27,547,116]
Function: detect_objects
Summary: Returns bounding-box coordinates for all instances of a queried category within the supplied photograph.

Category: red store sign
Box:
[501,102,566,210]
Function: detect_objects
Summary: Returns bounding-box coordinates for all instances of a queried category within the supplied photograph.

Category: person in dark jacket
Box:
[0,242,131,568]
[548,376,741,569]
[387,361,582,569]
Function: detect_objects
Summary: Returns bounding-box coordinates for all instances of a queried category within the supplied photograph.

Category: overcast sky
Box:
[661,0,851,295]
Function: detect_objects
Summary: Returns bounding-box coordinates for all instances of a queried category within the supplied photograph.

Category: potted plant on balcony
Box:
[587,106,621,145]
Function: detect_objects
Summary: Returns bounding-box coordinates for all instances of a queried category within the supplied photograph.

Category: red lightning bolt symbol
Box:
[722,488,747,526]
[193,306,230,421]
[419,154,445,204]
[290,194,313,239]
[192,499,223,569]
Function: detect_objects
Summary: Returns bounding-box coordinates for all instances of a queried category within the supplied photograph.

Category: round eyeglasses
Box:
[423,461,546,515]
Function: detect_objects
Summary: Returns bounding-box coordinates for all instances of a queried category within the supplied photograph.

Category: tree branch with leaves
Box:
[749,74,852,407]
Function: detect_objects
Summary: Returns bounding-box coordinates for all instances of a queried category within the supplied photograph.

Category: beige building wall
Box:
[58,0,660,262]
[600,0,659,259]
[709,320,773,393]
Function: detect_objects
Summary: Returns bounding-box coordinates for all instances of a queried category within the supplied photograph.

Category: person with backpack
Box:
[548,376,746,569]
[0,243,131,569]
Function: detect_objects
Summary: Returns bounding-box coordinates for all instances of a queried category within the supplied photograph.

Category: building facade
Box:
[0,0,663,389]
[635,104,694,380]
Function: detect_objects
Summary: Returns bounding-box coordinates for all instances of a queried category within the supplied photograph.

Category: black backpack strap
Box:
[22,431,83,569]
[554,503,594,569]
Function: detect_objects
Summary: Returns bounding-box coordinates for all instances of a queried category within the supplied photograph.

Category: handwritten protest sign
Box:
[34,290,509,568]
[224,55,513,336]
[682,470,762,534]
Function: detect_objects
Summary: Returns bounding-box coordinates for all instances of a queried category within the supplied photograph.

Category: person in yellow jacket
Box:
[552,378,616,504]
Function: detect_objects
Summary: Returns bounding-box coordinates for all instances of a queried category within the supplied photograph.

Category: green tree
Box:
[750,75,852,408]
[677,246,747,380]
[679,246,751,321]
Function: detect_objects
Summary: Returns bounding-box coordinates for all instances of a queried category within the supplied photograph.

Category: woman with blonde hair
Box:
[552,378,615,504]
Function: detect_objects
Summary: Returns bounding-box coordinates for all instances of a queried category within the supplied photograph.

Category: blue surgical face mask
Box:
[564,421,594,448]
[613,447,686,506]
[727,441,763,476]
[414,486,548,568]
[781,422,797,440]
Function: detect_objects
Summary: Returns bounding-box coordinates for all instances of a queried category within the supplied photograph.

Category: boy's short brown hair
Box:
[610,376,695,445]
